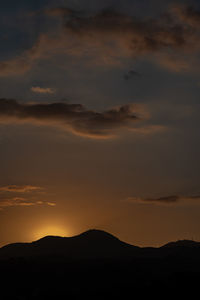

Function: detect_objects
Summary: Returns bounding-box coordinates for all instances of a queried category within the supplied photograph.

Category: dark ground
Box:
[1,230,200,299]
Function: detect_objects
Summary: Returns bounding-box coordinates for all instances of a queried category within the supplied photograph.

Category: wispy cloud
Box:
[46,202,56,207]
[0,185,43,193]
[31,87,56,94]
[0,197,56,210]
[0,185,55,210]
[171,4,200,28]
[126,195,200,206]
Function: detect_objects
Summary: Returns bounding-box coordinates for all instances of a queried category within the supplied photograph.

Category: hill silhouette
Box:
[1,229,200,260]
[0,229,139,259]
[1,229,200,299]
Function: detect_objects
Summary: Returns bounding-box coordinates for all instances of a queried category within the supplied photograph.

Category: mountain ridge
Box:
[1,229,200,298]
[0,229,200,260]
[0,229,138,260]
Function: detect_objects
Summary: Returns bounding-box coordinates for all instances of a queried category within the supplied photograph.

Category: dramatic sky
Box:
[1,0,200,247]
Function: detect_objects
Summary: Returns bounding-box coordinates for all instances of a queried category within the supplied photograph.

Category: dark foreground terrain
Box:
[1,230,200,299]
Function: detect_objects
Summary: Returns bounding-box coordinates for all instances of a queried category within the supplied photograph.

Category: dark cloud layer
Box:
[1,4,200,75]
[172,5,200,27]
[48,3,200,69]
[62,9,187,52]
[0,99,142,138]
[47,4,200,71]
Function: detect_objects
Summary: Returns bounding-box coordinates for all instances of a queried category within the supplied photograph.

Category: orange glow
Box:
[33,225,72,240]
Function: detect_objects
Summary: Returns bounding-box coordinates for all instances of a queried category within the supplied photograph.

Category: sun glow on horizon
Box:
[33,225,72,241]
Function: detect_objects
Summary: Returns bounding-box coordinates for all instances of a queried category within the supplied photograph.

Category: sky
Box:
[0,0,200,247]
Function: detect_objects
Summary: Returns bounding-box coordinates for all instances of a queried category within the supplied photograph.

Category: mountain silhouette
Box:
[1,230,200,299]
[162,239,200,248]
[1,229,200,260]
[0,229,139,259]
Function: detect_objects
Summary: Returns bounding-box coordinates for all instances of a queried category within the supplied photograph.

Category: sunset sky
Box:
[1,0,200,247]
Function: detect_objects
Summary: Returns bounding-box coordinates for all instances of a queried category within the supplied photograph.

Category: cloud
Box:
[0,185,43,193]
[1,5,200,75]
[60,6,200,69]
[0,40,41,76]
[0,57,33,77]
[124,70,141,81]
[0,99,144,139]
[63,9,186,50]
[171,5,200,28]
[155,52,192,72]
[31,87,56,94]
[126,195,200,206]
[0,197,56,209]
[46,202,56,207]
[0,185,55,210]
[0,197,35,209]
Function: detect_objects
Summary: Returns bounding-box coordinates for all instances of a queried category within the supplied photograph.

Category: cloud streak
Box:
[0,185,43,193]
[171,5,200,28]
[0,185,55,210]
[0,99,143,139]
[0,197,56,210]
[126,195,200,206]
[31,87,55,94]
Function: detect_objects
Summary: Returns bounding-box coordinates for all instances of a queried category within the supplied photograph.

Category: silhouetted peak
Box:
[162,239,200,248]
[34,235,63,243]
[1,231,200,262]
[33,230,120,245]
[0,229,138,260]
[76,229,119,241]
